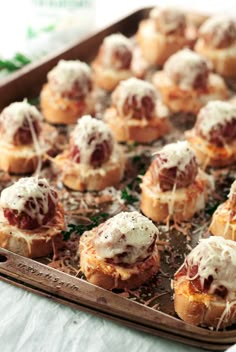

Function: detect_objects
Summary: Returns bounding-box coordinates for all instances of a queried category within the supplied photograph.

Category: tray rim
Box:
[0,6,234,351]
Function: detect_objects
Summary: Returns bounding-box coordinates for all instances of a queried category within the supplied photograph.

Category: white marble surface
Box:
[0,1,236,352]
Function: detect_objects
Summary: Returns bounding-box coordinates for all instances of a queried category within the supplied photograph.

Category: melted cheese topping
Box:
[154,141,195,172]
[228,180,236,210]
[71,115,114,165]
[185,236,236,300]
[94,211,158,264]
[0,100,42,144]
[48,59,91,95]
[199,16,236,48]
[149,7,186,34]
[197,101,236,138]
[0,177,57,224]
[101,33,133,68]
[112,77,157,117]
[164,49,209,90]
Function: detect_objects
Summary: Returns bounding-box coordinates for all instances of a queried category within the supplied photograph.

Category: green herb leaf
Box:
[205,202,220,216]
[121,187,138,204]
[28,97,40,106]
[62,213,109,241]
[0,53,31,73]
[27,24,56,39]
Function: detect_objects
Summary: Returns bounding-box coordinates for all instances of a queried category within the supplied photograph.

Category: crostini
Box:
[195,16,236,77]
[174,236,236,329]
[40,59,95,124]
[79,211,160,290]
[136,7,192,66]
[0,100,58,174]
[209,180,236,240]
[55,115,125,191]
[104,77,170,143]
[186,101,236,168]
[0,177,65,258]
[91,33,134,91]
[140,141,212,223]
[153,48,229,114]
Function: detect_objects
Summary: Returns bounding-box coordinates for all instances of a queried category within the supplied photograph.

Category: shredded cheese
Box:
[71,115,114,166]
[48,59,92,95]
[94,211,158,264]
[0,177,57,225]
[184,236,236,301]
[199,16,236,48]
[197,101,236,140]
[101,33,133,68]
[164,48,209,90]
[112,77,157,118]
[0,101,42,144]
[153,140,196,173]
[149,7,186,34]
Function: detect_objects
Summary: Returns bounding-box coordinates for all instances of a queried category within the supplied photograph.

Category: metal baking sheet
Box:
[0,7,235,351]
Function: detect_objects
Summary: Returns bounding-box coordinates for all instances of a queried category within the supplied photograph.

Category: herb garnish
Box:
[28,97,40,106]
[62,213,109,241]
[0,53,31,72]
[121,187,138,204]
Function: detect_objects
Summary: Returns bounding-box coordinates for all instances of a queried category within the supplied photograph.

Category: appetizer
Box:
[195,16,236,77]
[79,211,160,290]
[55,115,125,191]
[140,141,211,222]
[174,236,236,329]
[136,7,192,66]
[209,180,236,240]
[104,77,170,143]
[186,101,236,168]
[0,100,58,174]
[0,177,65,258]
[92,33,133,91]
[153,48,229,114]
[40,59,95,124]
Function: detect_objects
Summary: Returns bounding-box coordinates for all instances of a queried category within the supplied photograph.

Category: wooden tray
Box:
[0,7,234,351]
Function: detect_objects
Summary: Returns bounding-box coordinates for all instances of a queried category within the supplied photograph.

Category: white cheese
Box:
[71,115,114,165]
[94,211,158,264]
[154,140,196,172]
[101,33,133,68]
[0,100,42,144]
[197,101,236,138]
[164,48,208,90]
[48,59,92,95]
[0,177,57,224]
[149,7,186,34]
[185,236,236,301]
[112,77,157,118]
[199,16,236,48]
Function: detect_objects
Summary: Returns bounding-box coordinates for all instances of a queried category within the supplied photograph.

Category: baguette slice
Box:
[195,39,236,77]
[0,123,58,174]
[40,83,95,125]
[55,145,126,191]
[174,278,236,329]
[209,201,236,241]
[186,131,236,168]
[0,203,65,258]
[104,106,170,143]
[79,228,160,290]
[153,71,229,114]
[136,19,190,66]
[140,169,210,223]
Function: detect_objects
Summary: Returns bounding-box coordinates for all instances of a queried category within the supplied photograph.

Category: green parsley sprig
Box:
[0,53,31,72]
[121,187,138,205]
[62,213,109,241]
